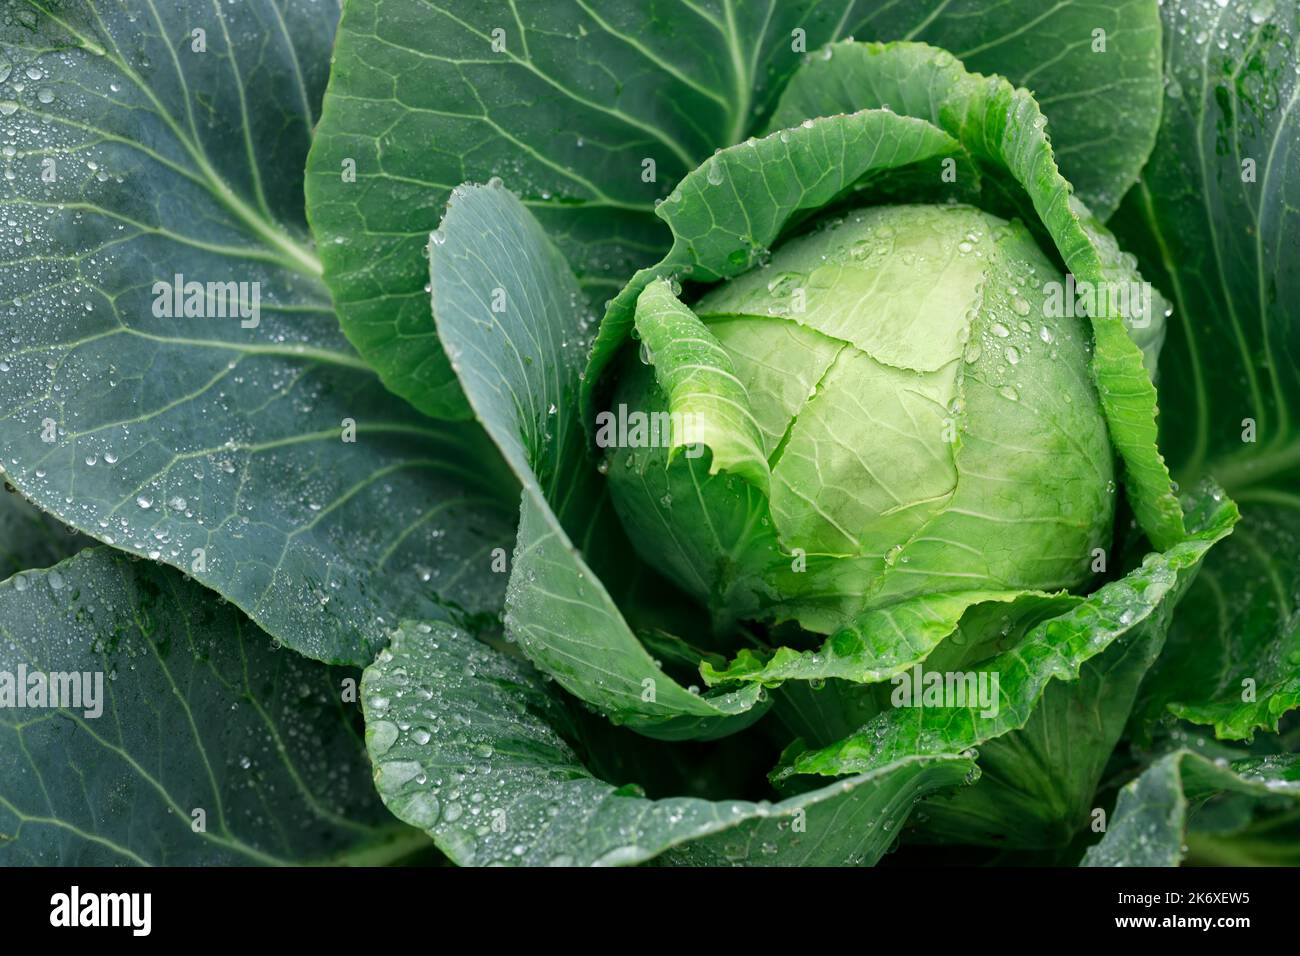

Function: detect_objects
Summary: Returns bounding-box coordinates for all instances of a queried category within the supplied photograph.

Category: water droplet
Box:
[400,791,441,828]
[766,271,802,296]
[369,720,399,754]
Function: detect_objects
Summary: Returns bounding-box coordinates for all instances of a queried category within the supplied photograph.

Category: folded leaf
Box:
[362,620,976,866]
[307,1,1165,420]
[633,279,769,492]
[704,590,1075,688]
[583,107,961,420]
[430,182,765,739]
[0,549,421,865]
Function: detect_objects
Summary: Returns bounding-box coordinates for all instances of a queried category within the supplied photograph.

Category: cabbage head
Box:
[605,203,1116,634]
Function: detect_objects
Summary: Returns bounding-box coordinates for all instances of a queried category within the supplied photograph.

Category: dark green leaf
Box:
[854,0,1165,221]
[0,548,423,865]
[306,1,1165,418]
[1082,749,1300,867]
[1112,0,1300,740]
[0,1,516,665]
[1140,496,1300,739]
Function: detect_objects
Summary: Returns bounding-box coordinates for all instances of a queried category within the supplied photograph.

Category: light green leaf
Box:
[632,278,769,491]
[584,104,960,429]
[698,315,844,459]
[704,590,1073,688]
[779,484,1237,781]
[0,549,425,866]
[430,182,765,738]
[602,360,783,632]
[1082,750,1300,867]
[914,591,1175,848]
[362,619,976,866]
[0,1,517,665]
[768,40,1186,550]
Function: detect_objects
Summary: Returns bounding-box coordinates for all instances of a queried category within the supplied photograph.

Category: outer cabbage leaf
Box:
[0,0,517,666]
[429,182,765,739]
[704,591,1076,688]
[0,549,425,865]
[361,619,975,866]
[1113,0,1300,740]
[1082,750,1300,867]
